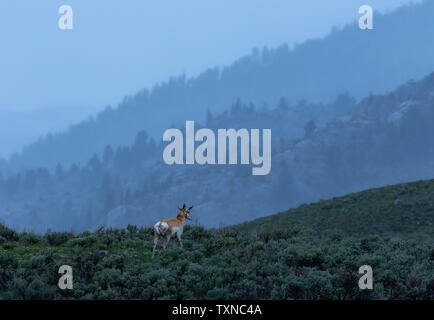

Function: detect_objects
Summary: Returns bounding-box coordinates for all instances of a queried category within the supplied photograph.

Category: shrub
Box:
[0,224,19,241]
[45,232,70,246]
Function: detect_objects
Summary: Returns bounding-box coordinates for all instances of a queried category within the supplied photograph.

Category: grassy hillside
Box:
[0,179,433,300]
[236,179,434,240]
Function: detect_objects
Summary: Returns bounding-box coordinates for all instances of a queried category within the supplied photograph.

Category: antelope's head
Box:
[178,204,193,220]
[185,205,193,220]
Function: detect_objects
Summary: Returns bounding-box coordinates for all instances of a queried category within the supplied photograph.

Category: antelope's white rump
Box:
[154,221,169,236]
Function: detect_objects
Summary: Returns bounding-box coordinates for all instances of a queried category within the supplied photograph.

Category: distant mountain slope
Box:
[10,0,434,169]
[0,179,432,300]
[0,107,98,159]
[2,72,434,232]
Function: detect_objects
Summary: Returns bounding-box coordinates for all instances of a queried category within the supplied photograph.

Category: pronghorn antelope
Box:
[152,204,193,258]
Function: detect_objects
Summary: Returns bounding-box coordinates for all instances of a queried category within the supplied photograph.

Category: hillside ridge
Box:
[235,178,434,239]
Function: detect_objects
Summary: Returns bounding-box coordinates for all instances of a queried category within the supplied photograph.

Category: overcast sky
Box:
[0,0,422,112]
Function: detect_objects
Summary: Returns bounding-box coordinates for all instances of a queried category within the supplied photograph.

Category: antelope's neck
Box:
[176,214,185,225]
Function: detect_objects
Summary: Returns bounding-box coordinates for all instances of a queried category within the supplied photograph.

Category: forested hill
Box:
[0,179,432,299]
[8,0,434,169]
[2,71,434,233]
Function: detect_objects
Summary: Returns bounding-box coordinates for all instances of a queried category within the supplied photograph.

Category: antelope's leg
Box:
[152,232,159,259]
[163,235,171,250]
[177,233,183,248]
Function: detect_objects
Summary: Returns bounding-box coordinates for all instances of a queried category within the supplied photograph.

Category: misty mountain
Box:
[2,72,434,233]
[0,107,99,159]
[7,0,434,169]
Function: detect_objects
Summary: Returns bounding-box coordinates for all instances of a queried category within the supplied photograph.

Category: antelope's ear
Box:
[178,205,182,211]
[189,206,193,210]
[182,203,186,209]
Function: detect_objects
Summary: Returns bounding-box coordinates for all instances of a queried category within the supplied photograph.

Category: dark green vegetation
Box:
[1,179,433,300]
